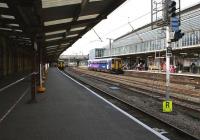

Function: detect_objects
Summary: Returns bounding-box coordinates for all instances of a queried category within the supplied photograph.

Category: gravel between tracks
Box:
[65,67,200,139]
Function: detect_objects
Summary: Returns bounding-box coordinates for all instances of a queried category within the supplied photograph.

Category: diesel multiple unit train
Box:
[57,60,65,70]
[88,58,123,73]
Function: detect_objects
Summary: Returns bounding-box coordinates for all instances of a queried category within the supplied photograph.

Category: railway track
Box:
[81,73,200,113]
[67,68,200,127]
[124,70,200,86]
[69,67,200,111]
[62,68,199,140]
[76,68,200,98]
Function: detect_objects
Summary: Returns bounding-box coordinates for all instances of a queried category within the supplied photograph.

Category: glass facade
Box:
[95,49,105,58]
[102,6,200,58]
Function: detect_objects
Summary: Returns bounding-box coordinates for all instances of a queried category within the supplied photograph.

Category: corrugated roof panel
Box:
[46,45,59,48]
[0,27,12,31]
[45,30,66,35]
[89,0,103,2]
[8,24,20,27]
[61,43,70,45]
[45,37,63,41]
[0,3,8,8]
[47,51,56,54]
[44,18,73,26]
[70,26,86,31]
[78,14,99,21]
[46,47,57,50]
[15,29,22,32]
[21,37,30,40]
[66,34,78,38]
[42,0,81,8]
[1,15,15,19]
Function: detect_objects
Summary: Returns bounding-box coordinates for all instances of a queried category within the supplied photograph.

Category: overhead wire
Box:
[103,3,165,37]
[111,10,200,47]
[102,3,200,39]
[92,28,103,42]
[85,2,200,49]
[103,11,151,36]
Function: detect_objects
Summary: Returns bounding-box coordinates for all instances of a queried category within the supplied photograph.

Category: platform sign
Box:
[163,100,173,112]
[171,17,179,32]
[166,47,172,57]
[167,47,172,53]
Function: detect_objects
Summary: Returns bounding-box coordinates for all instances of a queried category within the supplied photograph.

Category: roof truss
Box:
[0,0,127,61]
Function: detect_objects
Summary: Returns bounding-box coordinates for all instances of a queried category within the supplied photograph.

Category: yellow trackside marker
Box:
[163,100,173,112]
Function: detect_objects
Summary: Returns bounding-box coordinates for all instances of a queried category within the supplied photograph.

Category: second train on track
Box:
[88,58,123,74]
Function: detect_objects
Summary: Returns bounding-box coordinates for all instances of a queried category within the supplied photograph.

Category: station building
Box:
[92,3,200,74]
[89,48,105,60]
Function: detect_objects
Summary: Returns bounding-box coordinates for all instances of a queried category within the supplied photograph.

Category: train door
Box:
[115,59,122,70]
[111,59,114,69]
[115,59,119,70]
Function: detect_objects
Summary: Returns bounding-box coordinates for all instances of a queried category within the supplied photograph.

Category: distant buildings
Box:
[59,55,88,66]
[89,3,200,74]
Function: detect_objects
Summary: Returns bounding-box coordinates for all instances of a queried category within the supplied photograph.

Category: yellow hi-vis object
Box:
[163,100,173,112]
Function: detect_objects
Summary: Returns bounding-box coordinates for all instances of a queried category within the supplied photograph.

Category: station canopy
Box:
[0,0,126,61]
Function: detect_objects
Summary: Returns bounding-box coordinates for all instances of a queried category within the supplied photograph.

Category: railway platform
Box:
[0,68,168,140]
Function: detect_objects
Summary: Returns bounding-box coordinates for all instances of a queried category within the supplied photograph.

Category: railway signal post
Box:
[163,0,183,112]
[152,0,184,112]
[163,0,174,112]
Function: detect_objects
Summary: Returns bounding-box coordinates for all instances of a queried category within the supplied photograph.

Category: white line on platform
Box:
[0,87,29,124]
[59,69,170,140]
[0,73,33,93]
[0,77,25,93]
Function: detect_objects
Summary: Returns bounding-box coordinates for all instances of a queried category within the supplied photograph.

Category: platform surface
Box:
[0,68,165,140]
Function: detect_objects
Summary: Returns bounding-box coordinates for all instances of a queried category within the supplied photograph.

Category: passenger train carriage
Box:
[57,60,65,70]
[88,58,123,74]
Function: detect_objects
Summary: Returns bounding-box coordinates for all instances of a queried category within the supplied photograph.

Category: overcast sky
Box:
[62,0,199,56]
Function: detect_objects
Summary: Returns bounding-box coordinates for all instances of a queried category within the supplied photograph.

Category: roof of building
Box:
[0,0,126,61]
[114,2,200,42]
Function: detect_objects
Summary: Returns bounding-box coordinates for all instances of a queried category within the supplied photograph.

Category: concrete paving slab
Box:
[0,68,166,140]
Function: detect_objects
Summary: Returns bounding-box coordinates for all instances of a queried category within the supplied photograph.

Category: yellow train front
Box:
[111,58,123,73]
[88,58,123,74]
[57,60,65,70]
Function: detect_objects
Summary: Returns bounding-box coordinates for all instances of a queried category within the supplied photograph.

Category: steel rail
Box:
[63,69,199,140]
[69,68,200,107]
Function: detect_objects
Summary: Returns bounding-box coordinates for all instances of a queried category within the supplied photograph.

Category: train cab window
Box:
[112,59,114,64]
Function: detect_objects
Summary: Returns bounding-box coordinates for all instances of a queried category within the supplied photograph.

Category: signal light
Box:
[166,0,177,21]
[171,30,184,42]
